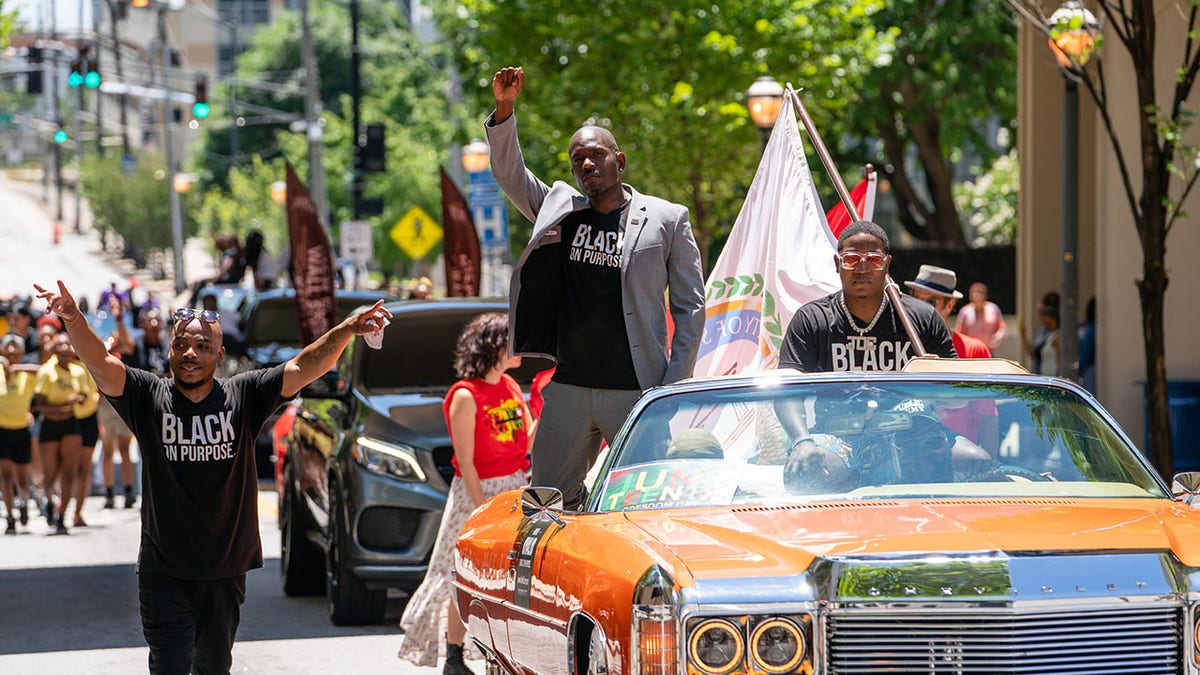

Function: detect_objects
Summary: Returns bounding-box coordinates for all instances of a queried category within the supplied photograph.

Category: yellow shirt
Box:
[0,370,36,429]
[72,362,99,418]
[34,357,80,407]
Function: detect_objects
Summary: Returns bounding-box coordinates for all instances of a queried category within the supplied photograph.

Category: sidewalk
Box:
[1,172,219,308]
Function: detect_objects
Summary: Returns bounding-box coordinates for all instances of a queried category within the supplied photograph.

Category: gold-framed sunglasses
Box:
[174,308,220,324]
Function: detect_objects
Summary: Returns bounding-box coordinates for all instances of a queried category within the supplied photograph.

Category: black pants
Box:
[138,572,246,675]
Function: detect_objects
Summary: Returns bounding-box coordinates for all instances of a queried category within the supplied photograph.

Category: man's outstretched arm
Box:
[281,300,393,398]
[35,281,127,397]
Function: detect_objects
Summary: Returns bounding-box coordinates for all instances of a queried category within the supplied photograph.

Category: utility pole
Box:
[74,0,85,234]
[299,0,328,227]
[52,0,64,224]
[107,0,131,157]
[350,0,362,220]
[158,6,185,295]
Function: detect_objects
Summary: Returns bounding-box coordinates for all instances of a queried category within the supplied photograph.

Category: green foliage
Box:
[954,150,1018,247]
[838,0,1017,245]
[192,0,453,278]
[0,1,16,48]
[189,155,288,257]
[431,0,889,260]
[79,153,192,255]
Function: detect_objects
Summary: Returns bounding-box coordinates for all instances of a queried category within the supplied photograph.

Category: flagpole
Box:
[786,87,927,357]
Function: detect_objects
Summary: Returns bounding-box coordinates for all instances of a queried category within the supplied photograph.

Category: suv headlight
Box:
[351,436,426,482]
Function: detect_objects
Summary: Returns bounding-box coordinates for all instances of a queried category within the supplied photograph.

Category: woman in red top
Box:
[399,313,532,674]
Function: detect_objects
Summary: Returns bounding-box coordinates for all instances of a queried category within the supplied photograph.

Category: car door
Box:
[506,511,571,675]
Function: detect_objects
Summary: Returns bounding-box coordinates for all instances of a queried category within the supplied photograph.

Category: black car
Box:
[237,288,396,478]
[278,298,550,625]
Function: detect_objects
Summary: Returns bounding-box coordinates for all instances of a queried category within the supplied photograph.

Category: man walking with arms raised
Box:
[35,280,391,675]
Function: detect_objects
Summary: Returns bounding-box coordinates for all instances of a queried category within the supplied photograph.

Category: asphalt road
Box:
[0,177,472,673]
[0,487,473,674]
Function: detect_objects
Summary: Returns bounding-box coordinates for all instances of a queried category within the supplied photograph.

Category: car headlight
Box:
[749,617,806,673]
[1194,607,1200,668]
[351,436,426,482]
[631,566,680,674]
[689,618,743,674]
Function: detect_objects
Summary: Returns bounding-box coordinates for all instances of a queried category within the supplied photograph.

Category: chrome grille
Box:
[826,606,1181,674]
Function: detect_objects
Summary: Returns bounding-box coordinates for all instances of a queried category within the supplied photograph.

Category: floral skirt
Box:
[397,469,529,666]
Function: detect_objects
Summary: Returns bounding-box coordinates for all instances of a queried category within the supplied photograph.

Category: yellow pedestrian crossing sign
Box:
[389,206,442,259]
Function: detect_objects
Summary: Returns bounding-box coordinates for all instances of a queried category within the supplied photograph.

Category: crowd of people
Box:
[0,278,169,536]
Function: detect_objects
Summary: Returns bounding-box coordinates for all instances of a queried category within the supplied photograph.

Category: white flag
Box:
[693,96,841,377]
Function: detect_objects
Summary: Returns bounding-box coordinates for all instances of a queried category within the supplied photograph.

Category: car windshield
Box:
[594,379,1167,512]
[247,297,373,345]
[360,309,551,391]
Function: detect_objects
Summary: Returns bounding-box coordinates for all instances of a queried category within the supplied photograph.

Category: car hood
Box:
[625,498,1200,578]
[359,390,450,440]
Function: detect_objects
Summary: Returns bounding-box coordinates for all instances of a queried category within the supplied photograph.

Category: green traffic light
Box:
[192,102,211,120]
[68,72,83,88]
[84,71,101,89]
[54,129,67,143]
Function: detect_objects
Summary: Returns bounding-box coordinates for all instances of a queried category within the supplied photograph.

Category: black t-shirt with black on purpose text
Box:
[105,364,290,580]
[778,291,957,372]
[552,203,640,390]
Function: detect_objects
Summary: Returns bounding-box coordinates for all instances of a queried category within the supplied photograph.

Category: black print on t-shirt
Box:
[161,411,237,462]
[568,224,622,267]
[831,335,912,371]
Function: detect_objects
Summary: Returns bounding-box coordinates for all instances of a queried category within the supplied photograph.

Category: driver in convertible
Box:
[783,410,957,494]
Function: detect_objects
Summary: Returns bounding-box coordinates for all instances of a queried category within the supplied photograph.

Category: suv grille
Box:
[357,506,421,550]
[826,606,1182,674]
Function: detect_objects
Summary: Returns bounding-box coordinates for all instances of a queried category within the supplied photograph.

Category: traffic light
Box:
[192,75,210,120]
[69,44,100,89]
[54,129,68,144]
[361,124,385,173]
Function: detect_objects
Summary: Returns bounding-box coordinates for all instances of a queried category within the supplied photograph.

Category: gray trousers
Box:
[531,381,642,510]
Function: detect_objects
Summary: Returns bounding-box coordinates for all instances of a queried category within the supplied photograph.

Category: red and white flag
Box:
[824,175,873,238]
[693,96,841,377]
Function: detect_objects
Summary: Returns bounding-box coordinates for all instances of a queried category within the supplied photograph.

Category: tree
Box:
[431,0,889,265]
[192,0,453,279]
[80,153,193,263]
[1005,0,1195,478]
[839,0,1017,246]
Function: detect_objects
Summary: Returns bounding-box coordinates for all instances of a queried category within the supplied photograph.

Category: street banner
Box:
[440,168,481,297]
[693,95,841,378]
[286,161,337,345]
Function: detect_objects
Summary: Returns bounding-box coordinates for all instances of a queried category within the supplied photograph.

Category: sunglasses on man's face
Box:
[174,308,220,324]
[836,251,889,271]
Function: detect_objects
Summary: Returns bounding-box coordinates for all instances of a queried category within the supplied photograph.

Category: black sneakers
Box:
[103,495,116,509]
[4,517,15,535]
[18,500,28,526]
[54,516,68,536]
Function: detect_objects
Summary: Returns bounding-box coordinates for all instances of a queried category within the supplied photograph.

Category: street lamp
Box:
[270,180,287,205]
[1046,0,1099,382]
[747,76,785,153]
[461,139,491,174]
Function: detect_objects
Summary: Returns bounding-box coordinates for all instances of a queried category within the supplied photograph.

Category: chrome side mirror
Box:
[1171,471,1200,505]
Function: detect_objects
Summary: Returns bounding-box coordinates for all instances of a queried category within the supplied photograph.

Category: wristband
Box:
[62,312,82,325]
[788,436,815,457]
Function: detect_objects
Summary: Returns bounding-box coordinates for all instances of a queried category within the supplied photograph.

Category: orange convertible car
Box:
[454,367,1200,675]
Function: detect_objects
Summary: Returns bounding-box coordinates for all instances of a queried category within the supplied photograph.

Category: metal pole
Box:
[350,0,362,220]
[51,0,64,224]
[229,1,240,167]
[74,80,83,233]
[108,0,131,158]
[1060,76,1080,381]
[299,0,328,227]
[159,6,185,295]
[74,0,85,233]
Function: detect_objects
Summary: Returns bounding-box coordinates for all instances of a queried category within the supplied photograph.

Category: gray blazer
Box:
[484,112,705,390]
